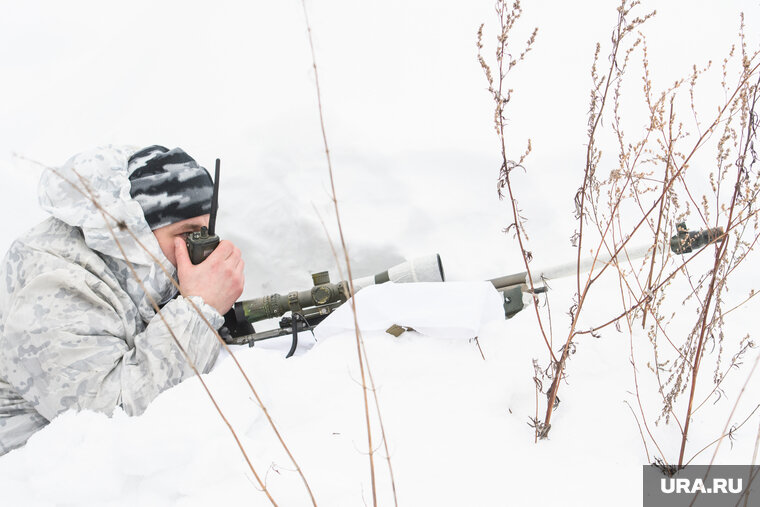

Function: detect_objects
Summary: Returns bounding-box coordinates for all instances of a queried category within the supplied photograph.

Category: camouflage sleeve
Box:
[0,268,223,420]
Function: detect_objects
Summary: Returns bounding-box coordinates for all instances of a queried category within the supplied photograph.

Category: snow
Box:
[2,0,760,505]
[1,277,757,506]
[314,281,504,339]
[0,281,644,506]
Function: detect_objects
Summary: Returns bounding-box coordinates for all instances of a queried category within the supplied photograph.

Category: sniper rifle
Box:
[185,159,724,356]
[218,221,723,355]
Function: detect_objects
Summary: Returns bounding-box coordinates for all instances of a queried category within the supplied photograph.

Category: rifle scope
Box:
[224,254,445,338]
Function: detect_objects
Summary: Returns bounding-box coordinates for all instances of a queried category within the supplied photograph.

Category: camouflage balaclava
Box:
[127,145,214,230]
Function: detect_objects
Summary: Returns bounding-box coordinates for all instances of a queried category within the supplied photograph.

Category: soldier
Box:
[0,145,244,455]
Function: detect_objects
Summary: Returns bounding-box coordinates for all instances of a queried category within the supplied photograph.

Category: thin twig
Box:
[34,156,318,505]
[300,2,379,504]
[685,404,760,466]
[69,168,278,505]
[624,400,651,463]
[312,205,399,506]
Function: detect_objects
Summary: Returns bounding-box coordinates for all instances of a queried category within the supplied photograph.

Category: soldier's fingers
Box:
[174,238,192,269]
[211,240,234,259]
[222,245,241,262]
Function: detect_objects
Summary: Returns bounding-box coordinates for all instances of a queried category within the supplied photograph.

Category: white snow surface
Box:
[314,281,504,340]
[0,281,645,507]
[1,1,760,506]
[0,277,756,506]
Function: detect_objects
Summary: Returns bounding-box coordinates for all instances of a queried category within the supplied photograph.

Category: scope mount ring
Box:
[287,291,302,313]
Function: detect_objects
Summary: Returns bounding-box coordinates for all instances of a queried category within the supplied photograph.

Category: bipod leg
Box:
[286,313,317,358]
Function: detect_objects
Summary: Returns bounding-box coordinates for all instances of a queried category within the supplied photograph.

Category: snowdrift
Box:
[0,281,682,506]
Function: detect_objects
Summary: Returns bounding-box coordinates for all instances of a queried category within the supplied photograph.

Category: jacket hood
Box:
[37,145,178,319]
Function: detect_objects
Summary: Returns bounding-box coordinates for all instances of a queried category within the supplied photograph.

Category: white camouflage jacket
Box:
[0,146,223,455]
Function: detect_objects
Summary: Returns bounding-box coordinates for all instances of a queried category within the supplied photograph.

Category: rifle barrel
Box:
[489,243,655,292]
[498,224,722,290]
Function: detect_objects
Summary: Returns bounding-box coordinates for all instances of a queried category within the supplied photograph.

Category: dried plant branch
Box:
[544,0,655,436]
[685,404,760,466]
[300,2,383,504]
[69,167,277,505]
[524,1,760,463]
[624,400,652,463]
[312,205,398,506]
[677,66,760,468]
[616,242,668,464]
[478,0,557,388]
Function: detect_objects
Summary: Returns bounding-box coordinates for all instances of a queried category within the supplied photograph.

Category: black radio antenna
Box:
[208,158,220,235]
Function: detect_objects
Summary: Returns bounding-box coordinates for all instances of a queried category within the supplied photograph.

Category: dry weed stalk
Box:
[312,205,398,506]
[629,40,760,468]
[542,0,656,437]
[300,1,397,505]
[479,0,760,463]
[558,2,760,469]
[675,67,760,467]
[477,0,553,441]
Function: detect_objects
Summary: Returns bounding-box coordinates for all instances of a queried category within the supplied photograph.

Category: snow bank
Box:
[0,282,645,506]
[315,281,505,340]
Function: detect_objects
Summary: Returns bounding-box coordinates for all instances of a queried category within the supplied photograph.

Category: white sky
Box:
[1,0,758,287]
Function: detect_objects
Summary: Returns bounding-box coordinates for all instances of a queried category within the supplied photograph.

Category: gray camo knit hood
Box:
[127,145,214,230]
[37,145,180,320]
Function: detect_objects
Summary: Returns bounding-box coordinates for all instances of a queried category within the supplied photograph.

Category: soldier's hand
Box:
[174,238,245,315]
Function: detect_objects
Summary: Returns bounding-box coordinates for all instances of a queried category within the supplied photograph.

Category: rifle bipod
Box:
[285,312,316,358]
[220,307,323,357]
